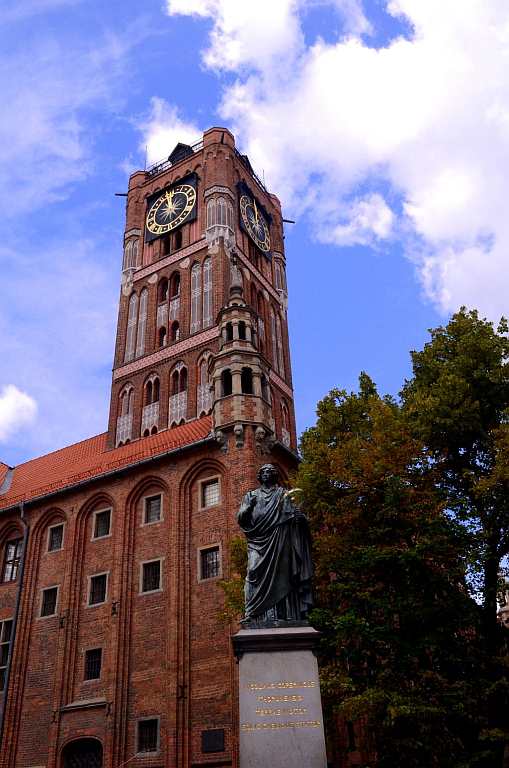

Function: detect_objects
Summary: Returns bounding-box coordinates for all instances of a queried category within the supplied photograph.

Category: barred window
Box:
[200,546,220,580]
[137,718,159,753]
[84,648,102,681]
[2,538,22,582]
[41,586,58,617]
[89,574,107,606]
[0,619,13,692]
[144,495,162,524]
[201,479,220,508]
[141,560,161,593]
[48,524,64,552]
[93,509,111,539]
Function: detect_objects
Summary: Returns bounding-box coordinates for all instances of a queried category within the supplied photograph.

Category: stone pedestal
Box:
[232,626,328,768]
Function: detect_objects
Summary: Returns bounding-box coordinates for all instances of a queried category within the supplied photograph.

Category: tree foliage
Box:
[296,371,508,766]
[401,308,509,647]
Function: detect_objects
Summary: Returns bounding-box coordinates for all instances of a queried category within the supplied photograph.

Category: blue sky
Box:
[1,0,508,466]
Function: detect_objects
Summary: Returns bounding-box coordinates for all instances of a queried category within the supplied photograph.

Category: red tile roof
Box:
[0,416,213,511]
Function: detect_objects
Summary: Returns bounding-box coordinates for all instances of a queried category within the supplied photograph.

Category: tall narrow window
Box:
[169,364,188,425]
[221,369,232,397]
[48,524,64,552]
[40,586,58,617]
[202,257,213,328]
[84,648,102,681]
[144,495,162,524]
[170,272,180,298]
[124,293,138,362]
[93,509,111,539]
[174,229,183,250]
[141,560,162,593]
[190,263,201,333]
[241,367,253,394]
[171,321,180,342]
[200,546,220,580]
[0,619,13,692]
[158,279,168,304]
[270,307,278,371]
[132,240,139,269]
[136,288,148,358]
[137,719,160,753]
[89,574,108,606]
[123,241,133,270]
[2,538,22,583]
[276,314,285,377]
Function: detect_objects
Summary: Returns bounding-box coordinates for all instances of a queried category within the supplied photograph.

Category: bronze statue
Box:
[237,464,313,627]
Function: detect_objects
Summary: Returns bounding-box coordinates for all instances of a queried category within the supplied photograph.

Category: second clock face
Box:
[240,194,271,252]
[146,183,196,237]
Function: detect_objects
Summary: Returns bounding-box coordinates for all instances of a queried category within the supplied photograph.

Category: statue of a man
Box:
[237,464,313,626]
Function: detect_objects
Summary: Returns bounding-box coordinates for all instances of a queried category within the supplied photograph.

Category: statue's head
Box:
[257,463,278,487]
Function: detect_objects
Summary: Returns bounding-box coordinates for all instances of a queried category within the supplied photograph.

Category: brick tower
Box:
[0,127,298,768]
[107,126,296,454]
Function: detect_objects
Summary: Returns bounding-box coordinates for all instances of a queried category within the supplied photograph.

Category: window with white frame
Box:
[199,546,221,580]
[93,509,111,539]
[135,288,148,358]
[89,573,108,606]
[2,538,22,583]
[0,619,13,692]
[190,262,202,333]
[84,647,102,681]
[140,560,162,593]
[137,718,160,753]
[40,586,58,617]
[124,292,139,362]
[200,478,220,509]
[144,494,162,524]
[47,523,64,552]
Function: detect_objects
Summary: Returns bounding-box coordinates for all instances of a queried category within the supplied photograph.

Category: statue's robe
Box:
[237,485,313,623]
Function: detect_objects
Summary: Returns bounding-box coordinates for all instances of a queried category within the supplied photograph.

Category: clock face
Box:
[146,183,196,237]
[239,194,271,253]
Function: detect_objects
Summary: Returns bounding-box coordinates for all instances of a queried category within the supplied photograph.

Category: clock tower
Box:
[107,126,296,456]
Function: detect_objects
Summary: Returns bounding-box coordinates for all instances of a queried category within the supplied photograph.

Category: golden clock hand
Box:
[253,198,259,225]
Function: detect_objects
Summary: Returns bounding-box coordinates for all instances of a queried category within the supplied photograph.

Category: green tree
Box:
[401,308,509,649]
[296,374,502,766]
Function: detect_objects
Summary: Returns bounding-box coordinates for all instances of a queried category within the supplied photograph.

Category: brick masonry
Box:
[0,126,299,768]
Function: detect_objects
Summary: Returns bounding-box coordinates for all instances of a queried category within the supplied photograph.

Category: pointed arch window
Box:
[136,288,148,358]
[281,400,290,447]
[169,363,188,426]
[142,375,160,436]
[171,321,180,342]
[202,257,213,329]
[190,263,201,334]
[270,307,278,372]
[197,354,212,416]
[117,384,133,445]
[132,240,139,269]
[241,367,253,394]
[124,293,138,362]
[257,292,266,352]
[276,314,285,378]
[221,369,232,397]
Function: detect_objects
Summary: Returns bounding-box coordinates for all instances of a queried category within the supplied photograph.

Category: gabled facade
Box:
[0,127,298,768]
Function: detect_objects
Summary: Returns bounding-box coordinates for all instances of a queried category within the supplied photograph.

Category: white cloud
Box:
[0,386,37,443]
[164,0,509,320]
[138,98,201,166]
[325,193,395,246]
[0,30,130,215]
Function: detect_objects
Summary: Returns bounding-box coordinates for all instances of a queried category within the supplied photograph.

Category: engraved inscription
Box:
[241,679,320,734]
